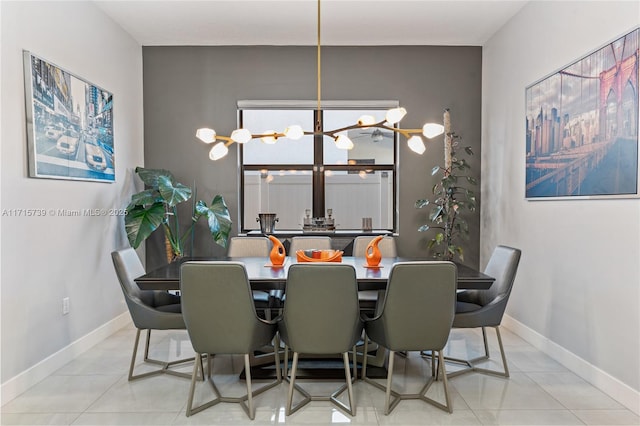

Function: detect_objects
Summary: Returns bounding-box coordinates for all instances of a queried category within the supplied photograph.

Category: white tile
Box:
[473,409,584,425]
[3,324,635,426]
[572,409,640,425]
[85,375,190,413]
[54,349,131,376]
[376,405,480,425]
[526,372,624,410]
[71,411,178,425]
[451,372,564,410]
[0,413,81,425]
[507,346,568,373]
[1,375,121,413]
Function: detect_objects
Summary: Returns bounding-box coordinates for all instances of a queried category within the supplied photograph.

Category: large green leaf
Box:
[157,175,192,207]
[135,167,175,188]
[429,205,443,222]
[194,195,232,248]
[415,199,429,209]
[124,203,166,249]
[127,189,162,210]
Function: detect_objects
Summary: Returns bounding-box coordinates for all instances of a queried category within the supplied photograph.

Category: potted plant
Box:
[125,167,232,260]
[415,110,477,261]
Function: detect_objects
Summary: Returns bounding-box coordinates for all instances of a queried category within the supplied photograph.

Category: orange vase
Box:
[268,235,286,266]
[365,235,384,267]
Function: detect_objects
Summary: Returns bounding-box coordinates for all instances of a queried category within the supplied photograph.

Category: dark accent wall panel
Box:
[142,45,482,270]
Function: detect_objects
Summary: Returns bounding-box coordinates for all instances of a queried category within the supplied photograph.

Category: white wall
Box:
[1,0,143,400]
[482,0,639,412]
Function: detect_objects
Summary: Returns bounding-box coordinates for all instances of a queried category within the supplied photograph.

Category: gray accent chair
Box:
[448,245,521,378]
[362,261,457,414]
[227,236,275,318]
[278,263,364,416]
[352,236,397,315]
[180,261,281,419]
[289,236,332,253]
[111,248,193,380]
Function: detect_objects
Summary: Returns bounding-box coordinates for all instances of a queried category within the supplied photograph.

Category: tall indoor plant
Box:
[125,167,232,260]
[416,110,476,261]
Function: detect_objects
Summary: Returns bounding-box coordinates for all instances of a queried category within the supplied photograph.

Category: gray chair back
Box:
[289,236,332,253]
[111,248,184,330]
[180,261,274,354]
[227,237,270,257]
[464,245,521,308]
[454,245,521,328]
[280,264,362,354]
[371,261,457,351]
[352,236,397,257]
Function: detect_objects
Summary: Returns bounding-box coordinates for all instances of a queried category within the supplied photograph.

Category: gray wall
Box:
[142,46,482,270]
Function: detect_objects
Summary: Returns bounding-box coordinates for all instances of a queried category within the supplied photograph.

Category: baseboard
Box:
[1,313,132,405]
[502,314,640,415]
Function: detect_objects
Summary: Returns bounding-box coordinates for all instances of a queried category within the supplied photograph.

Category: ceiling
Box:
[94,0,529,46]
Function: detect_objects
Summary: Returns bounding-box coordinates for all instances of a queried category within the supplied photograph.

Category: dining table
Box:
[134,256,495,292]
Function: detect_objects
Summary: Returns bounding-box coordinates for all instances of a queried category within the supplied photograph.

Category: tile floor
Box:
[2,325,638,425]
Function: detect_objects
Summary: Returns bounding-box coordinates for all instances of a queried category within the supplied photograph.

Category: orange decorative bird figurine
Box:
[365,235,384,267]
[267,235,286,266]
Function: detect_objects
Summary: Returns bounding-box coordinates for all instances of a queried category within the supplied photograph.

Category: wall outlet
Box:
[62,297,70,315]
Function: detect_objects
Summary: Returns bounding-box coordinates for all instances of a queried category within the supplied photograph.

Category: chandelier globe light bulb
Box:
[284,125,304,140]
[423,123,445,139]
[230,128,252,144]
[261,130,277,144]
[209,142,229,160]
[335,134,354,150]
[385,107,407,124]
[408,135,426,154]
[196,128,216,143]
[357,115,376,127]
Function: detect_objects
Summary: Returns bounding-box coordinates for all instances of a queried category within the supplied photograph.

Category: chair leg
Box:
[187,352,281,418]
[384,350,396,415]
[285,350,357,417]
[243,354,255,420]
[128,329,194,381]
[364,349,452,414]
[446,326,510,378]
[286,351,311,415]
[361,338,369,379]
[438,351,453,413]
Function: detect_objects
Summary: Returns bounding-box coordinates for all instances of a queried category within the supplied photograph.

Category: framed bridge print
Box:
[23,51,115,182]
[525,28,639,199]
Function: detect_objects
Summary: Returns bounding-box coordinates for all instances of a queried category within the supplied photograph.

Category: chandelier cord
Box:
[316,0,322,132]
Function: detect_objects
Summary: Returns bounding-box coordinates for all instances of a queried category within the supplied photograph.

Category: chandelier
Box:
[195,0,445,160]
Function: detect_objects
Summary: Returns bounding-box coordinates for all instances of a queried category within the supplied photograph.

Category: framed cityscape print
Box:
[23,51,115,182]
[525,28,639,199]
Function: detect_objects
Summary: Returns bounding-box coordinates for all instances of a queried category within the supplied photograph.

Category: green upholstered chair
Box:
[111,248,193,380]
[180,261,281,419]
[278,263,364,416]
[448,245,521,378]
[362,261,457,414]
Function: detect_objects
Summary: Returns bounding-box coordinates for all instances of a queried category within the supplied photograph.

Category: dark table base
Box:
[242,359,387,380]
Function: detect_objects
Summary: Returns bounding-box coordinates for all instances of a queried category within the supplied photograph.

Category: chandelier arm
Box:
[251,132,286,139]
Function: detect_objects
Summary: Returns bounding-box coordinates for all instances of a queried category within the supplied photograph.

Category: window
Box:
[239,101,398,232]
